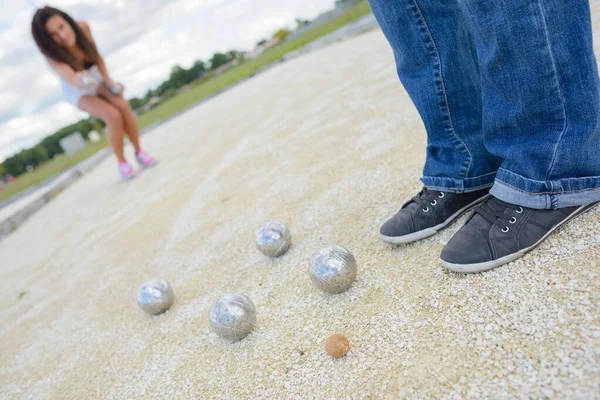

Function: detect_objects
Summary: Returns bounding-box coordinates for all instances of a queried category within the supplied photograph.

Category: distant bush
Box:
[161,88,177,101]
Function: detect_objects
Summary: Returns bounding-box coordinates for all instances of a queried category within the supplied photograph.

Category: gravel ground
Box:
[1,9,600,399]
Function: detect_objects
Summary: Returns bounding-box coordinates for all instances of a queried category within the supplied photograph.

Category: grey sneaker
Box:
[379,187,491,244]
[441,197,598,273]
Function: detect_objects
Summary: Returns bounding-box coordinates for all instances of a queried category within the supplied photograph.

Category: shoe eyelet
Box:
[438,193,445,198]
[422,207,429,213]
[516,207,524,214]
[509,217,517,224]
[502,226,510,233]
[431,200,437,206]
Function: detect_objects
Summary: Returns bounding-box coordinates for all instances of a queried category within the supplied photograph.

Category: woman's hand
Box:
[104,78,116,88]
[104,80,124,96]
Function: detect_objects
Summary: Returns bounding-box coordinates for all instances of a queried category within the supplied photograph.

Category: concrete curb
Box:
[0,148,111,241]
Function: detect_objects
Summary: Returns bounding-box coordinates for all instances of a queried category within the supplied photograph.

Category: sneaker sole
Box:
[379,194,491,245]
[442,202,598,273]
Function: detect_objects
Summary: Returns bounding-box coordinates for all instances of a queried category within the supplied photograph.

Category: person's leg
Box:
[441,0,600,272]
[97,84,156,168]
[96,84,141,152]
[457,0,600,208]
[370,0,502,244]
[78,95,126,162]
[369,0,503,192]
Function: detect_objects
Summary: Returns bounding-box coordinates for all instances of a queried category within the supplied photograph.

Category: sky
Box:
[0,0,336,161]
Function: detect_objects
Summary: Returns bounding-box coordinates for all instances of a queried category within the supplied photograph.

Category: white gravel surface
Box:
[1,8,600,399]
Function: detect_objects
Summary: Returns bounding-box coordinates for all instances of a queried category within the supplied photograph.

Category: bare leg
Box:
[78,95,126,162]
[97,84,141,152]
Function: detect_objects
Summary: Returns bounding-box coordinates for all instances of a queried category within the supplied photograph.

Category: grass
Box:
[1,0,372,204]
[0,137,108,203]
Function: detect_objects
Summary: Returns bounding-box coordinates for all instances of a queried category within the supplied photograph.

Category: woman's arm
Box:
[78,21,114,86]
[96,56,116,89]
[47,57,95,88]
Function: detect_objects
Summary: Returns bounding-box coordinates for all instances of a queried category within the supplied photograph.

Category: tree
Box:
[273,28,291,42]
[72,119,93,140]
[3,154,26,177]
[227,50,242,59]
[189,60,206,79]
[21,148,42,169]
[169,65,187,88]
[143,89,154,103]
[41,135,63,159]
[161,88,177,101]
[295,18,310,28]
[94,120,104,131]
[209,52,233,70]
[0,163,5,177]
[34,145,49,163]
[153,62,209,97]
[129,97,144,111]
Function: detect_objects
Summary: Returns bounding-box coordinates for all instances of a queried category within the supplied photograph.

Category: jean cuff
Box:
[420,171,496,193]
[491,168,600,209]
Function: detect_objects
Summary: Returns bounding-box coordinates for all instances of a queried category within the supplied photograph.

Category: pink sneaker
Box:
[119,161,135,180]
[135,150,157,168]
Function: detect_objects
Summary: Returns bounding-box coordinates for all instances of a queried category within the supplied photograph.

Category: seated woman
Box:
[32,6,156,180]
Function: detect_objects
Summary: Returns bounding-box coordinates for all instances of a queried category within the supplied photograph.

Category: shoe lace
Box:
[409,188,444,212]
[473,197,524,232]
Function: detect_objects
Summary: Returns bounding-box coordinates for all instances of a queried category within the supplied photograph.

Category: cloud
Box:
[0,0,336,159]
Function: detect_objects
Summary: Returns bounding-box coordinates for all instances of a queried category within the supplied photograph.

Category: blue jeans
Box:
[369,0,600,209]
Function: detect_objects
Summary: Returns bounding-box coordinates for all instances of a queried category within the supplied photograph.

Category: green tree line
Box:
[2,118,105,177]
[129,51,242,111]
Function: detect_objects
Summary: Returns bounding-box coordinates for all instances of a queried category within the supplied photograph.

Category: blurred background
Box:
[0,0,367,200]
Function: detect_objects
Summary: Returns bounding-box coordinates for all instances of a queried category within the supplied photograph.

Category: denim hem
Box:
[420,171,496,193]
[491,168,600,209]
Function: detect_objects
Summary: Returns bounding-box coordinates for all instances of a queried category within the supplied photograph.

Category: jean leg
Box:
[458,0,600,208]
[369,0,503,192]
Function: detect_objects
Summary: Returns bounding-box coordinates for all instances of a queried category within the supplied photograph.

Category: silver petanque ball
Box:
[255,221,291,257]
[136,278,174,315]
[309,245,357,294]
[209,292,256,341]
[110,83,124,96]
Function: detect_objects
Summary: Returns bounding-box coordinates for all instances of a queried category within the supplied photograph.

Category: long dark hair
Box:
[31,6,99,71]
